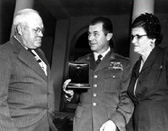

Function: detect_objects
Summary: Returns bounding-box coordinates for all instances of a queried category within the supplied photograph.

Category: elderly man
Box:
[0,8,57,131]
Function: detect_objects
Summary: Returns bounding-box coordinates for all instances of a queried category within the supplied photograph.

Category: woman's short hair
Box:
[132,13,163,45]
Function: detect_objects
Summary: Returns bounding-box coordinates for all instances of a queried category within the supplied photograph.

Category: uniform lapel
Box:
[95,49,115,72]
[84,53,97,70]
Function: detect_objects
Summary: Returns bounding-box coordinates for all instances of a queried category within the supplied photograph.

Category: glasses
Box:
[21,25,45,34]
[131,34,147,40]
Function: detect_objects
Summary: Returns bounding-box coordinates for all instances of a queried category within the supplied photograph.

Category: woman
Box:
[127,13,168,131]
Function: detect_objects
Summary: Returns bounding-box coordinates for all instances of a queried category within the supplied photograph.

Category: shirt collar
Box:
[94,47,111,61]
[14,35,29,50]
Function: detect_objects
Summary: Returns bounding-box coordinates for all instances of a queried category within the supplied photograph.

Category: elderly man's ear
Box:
[16,25,22,36]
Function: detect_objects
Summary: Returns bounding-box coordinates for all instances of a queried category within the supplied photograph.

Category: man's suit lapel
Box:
[35,48,50,78]
[11,37,47,81]
[19,49,47,80]
[35,48,48,65]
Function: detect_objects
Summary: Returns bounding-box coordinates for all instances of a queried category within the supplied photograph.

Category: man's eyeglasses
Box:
[131,34,147,40]
[21,25,45,34]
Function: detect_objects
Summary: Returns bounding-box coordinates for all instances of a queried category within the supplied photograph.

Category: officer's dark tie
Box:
[96,55,102,65]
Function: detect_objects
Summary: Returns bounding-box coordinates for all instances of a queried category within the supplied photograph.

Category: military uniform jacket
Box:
[73,49,134,131]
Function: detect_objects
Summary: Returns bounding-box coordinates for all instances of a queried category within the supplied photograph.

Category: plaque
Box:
[67,62,90,89]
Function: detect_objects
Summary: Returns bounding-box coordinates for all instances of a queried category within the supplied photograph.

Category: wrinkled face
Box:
[88,23,112,54]
[18,14,44,49]
[131,27,154,56]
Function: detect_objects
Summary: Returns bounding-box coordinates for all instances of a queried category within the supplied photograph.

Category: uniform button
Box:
[93,102,97,106]
[94,75,98,78]
[94,84,97,87]
[93,93,97,97]
[112,75,115,78]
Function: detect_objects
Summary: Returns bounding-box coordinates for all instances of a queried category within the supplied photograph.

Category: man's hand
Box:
[100,120,117,131]
[63,79,74,101]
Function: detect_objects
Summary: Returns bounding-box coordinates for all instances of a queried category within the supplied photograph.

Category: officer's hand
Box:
[63,79,74,101]
[100,120,117,131]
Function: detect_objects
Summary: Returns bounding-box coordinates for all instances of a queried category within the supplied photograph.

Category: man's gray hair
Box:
[13,8,40,29]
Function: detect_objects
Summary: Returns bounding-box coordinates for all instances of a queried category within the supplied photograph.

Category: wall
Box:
[157,13,168,48]
[0,0,15,44]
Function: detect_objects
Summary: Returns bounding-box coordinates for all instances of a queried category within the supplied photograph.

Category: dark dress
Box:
[127,46,168,131]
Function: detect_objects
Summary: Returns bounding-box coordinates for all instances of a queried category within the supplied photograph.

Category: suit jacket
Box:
[127,46,168,131]
[0,37,57,131]
[72,49,134,131]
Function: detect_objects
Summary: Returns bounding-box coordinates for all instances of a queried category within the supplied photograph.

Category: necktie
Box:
[96,55,102,65]
[28,49,47,75]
